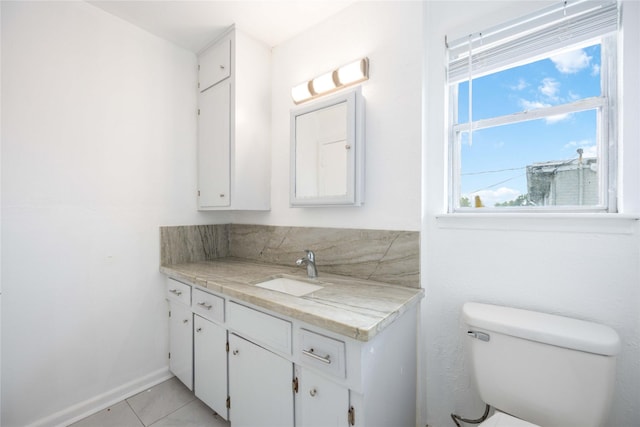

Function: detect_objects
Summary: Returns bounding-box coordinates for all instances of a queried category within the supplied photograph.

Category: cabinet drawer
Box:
[227,301,292,354]
[192,288,224,323]
[298,329,346,379]
[199,37,231,91]
[166,278,191,306]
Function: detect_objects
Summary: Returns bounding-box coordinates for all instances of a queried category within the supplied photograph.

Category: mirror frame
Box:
[289,87,365,207]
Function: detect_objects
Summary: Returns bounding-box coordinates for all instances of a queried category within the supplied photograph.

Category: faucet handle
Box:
[304,249,315,262]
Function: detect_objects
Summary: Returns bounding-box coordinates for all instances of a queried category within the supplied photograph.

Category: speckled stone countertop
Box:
[160,258,424,342]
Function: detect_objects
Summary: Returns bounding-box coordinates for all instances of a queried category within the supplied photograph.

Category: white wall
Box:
[422,2,640,427]
[0,2,228,426]
[233,1,423,231]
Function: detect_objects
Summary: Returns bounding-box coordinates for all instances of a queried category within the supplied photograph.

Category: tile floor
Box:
[70,377,230,427]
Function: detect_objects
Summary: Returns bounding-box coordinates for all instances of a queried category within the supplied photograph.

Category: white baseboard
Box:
[26,368,173,427]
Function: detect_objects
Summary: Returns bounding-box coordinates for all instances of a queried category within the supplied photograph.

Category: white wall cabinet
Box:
[228,333,294,427]
[197,27,271,211]
[199,38,231,91]
[198,80,231,207]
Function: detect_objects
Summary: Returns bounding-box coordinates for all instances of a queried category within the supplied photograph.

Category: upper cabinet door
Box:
[198,80,231,208]
[199,38,231,92]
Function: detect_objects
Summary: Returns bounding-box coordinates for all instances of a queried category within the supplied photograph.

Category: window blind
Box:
[447,0,618,84]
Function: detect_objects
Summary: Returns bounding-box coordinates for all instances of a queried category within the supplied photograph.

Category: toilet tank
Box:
[462,303,620,427]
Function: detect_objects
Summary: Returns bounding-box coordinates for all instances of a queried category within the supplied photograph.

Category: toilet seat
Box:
[479,411,540,427]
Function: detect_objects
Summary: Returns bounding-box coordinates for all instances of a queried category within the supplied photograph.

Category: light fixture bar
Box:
[291,57,369,104]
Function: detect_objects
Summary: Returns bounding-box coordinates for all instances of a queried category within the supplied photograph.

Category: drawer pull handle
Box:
[169,289,182,296]
[302,348,331,364]
[197,302,213,310]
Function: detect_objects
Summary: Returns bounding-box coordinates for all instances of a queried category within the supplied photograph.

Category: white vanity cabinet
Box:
[164,276,418,427]
[197,27,271,211]
[194,315,228,420]
[226,301,294,426]
[166,279,229,415]
[294,329,350,426]
[294,366,349,427]
[228,333,294,427]
[166,279,193,391]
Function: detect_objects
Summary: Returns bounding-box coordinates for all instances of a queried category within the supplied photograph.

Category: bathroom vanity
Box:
[161,258,423,427]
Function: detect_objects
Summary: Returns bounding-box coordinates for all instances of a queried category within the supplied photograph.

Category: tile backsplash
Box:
[160,224,419,288]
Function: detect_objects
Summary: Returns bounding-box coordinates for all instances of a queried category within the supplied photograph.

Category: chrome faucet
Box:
[296,250,318,278]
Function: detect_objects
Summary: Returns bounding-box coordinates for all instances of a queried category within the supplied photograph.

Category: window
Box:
[447,0,618,212]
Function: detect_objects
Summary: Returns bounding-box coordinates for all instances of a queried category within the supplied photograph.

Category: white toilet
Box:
[462,302,621,427]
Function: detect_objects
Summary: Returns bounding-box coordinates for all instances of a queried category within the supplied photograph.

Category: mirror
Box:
[290,87,364,206]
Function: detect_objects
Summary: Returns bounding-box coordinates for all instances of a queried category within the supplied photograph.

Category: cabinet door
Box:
[295,366,349,427]
[168,301,193,390]
[228,333,294,427]
[199,38,231,91]
[198,80,231,209]
[194,315,228,420]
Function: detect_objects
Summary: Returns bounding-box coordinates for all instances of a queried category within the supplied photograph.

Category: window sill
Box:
[435,212,639,234]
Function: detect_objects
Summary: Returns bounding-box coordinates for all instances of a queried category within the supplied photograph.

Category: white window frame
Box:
[446,0,619,213]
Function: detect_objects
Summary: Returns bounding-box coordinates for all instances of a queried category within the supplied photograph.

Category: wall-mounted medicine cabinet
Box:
[290,87,365,207]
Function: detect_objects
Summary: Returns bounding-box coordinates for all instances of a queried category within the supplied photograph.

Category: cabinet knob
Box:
[309,388,317,397]
[232,349,239,355]
[220,65,225,70]
[219,193,225,198]
[196,327,202,332]
[183,319,189,324]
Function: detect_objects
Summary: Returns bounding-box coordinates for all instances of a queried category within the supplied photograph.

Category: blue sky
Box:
[457,44,601,206]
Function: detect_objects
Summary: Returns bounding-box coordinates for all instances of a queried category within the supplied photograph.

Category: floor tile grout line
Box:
[146,396,202,427]
[124,399,146,427]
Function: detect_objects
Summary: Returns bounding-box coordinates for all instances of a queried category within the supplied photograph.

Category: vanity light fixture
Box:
[291,57,369,104]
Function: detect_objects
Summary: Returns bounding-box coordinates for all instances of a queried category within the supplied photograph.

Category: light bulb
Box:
[291,81,313,103]
[337,58,368,85]
[311,71,336,94]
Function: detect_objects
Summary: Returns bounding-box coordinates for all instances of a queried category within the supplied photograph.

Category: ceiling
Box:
[88,1,357,53]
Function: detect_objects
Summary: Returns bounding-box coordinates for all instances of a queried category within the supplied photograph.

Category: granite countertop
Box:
[160,257,424,342]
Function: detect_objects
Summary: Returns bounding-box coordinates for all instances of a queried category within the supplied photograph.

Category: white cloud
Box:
[591,63,601,76]
[511,78,528,91]
[551,49,592,74]
[468,187,521,207]
[583,145,598,157]
[520,99,550,110]
[545,113,571,124]
[539,77,560,99]
[568,91,580,101]
[564,140,597,157]
[519,98,570,123]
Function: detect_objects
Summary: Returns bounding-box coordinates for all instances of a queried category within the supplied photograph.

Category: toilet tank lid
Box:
[462,303,621,356]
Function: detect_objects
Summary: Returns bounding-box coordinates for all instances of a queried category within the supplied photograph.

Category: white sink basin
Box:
[255,277,323,297]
